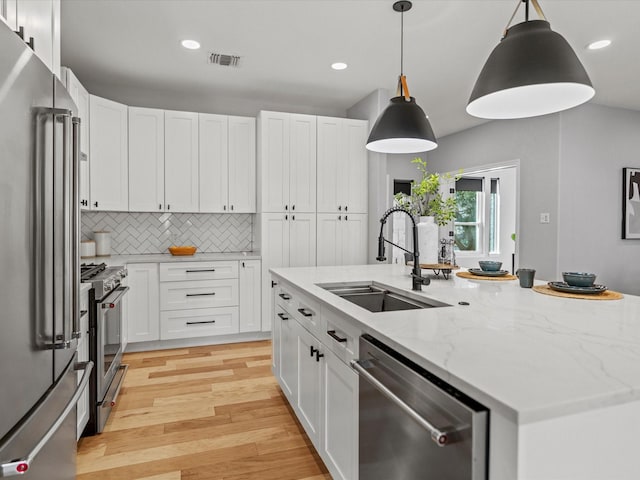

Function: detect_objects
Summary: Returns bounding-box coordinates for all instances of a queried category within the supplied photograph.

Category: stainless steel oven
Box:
[81,263,128,435]
[352,334,489,480]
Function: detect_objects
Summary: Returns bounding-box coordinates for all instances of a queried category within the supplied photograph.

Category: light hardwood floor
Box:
[77,340,331,480]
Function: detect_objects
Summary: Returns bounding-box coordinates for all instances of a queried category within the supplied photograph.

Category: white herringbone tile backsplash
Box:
[81,212,253,254]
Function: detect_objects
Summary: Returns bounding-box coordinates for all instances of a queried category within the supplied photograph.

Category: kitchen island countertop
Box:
[270,263,640,425]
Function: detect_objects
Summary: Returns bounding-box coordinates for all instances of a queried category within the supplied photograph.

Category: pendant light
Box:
[467,0,595,119]
[366,1,437,154]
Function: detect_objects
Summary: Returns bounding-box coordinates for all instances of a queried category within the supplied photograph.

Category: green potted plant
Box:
[394,158,460,264]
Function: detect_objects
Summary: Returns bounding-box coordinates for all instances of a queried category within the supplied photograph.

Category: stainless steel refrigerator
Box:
[0,20,92,479]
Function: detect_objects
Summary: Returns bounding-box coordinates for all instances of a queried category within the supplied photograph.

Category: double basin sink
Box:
[318,281,450,313]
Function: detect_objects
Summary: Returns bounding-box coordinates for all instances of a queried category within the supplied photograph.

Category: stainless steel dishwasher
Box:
[352,334,488,480]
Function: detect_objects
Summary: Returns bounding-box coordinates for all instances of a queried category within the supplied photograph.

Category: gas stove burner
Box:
[80,263,108,281]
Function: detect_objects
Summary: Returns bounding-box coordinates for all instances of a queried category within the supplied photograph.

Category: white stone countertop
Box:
[81,251,261,265]
[270,264,640,425]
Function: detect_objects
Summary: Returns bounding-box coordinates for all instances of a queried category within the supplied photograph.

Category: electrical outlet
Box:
[540,213,550,224]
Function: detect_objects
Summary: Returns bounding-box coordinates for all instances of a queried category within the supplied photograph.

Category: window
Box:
[454,177,500,254]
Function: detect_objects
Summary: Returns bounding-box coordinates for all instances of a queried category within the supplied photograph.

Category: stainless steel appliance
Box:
[352,334,489,480]
[0,21,92,479]
[80,263,128,435]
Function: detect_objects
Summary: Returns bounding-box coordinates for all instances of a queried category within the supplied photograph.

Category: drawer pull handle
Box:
[298,308,313,318]
[186,292,216,297]
[327,330,347,343]
[279,293,291,300]
[186,320,216,325]
[277,313,289,321]
[185,269,216,273]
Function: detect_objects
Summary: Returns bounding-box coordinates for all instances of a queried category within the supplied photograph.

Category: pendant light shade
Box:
[366,96,437,153]
[366,1,438,154]
[467,4,595,119]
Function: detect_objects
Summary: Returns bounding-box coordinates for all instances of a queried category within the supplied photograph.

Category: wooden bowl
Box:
[168,246,197,256]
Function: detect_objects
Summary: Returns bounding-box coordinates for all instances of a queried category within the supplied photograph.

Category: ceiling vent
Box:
[208,53,240,67]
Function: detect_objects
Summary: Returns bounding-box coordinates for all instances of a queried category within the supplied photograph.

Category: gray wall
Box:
[427,115,561,281]
[427,103,640,295]
[558,104,640,295]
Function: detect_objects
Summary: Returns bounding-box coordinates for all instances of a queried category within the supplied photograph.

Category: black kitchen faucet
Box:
[377,207,430,291]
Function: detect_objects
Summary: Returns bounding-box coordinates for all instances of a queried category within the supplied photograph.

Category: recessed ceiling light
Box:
[181,39,201,50]
[587,39,612,50]
[331,62,348,70]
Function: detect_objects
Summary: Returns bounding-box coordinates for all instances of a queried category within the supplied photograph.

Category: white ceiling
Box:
[60,0,640,137]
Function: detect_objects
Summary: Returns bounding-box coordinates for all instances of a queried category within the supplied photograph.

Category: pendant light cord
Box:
[503,0,547,37]
[400,6,404,76]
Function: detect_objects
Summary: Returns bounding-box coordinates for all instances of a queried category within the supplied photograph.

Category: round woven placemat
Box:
[532,284,623,300]
[456,271,517,281]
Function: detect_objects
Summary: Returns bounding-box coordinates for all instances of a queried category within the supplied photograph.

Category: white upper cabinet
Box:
[89,95,128,211]
[199,113,228,213]
[63,68,90,210]
[200,114,256,213]
[164,110,199,212]
[128,107,165,212]
[1,0,18,30]
[259,111,316,213]
[317,117,368,214]
[228,116,256,213]
[15,0,59,75]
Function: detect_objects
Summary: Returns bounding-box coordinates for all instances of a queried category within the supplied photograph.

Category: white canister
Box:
[80,240,96,258]
[94,231,111,256]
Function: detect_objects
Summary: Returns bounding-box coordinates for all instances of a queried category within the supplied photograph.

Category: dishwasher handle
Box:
[351,359,452,447]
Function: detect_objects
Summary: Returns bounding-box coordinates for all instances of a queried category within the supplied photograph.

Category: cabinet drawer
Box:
[160,261,239,282]
[323,306,361,364]
[275,284,297,313]
[160,307,239,340]
[292,290,322,338]
[160,279,238,310]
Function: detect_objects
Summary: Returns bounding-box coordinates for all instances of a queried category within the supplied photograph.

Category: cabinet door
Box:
[296,323,322,447]
[342,120,368,213]
[259,111,289,212]
[89,95,128,211]
[165,110,199,212]
[341,214,368,266]
[322,349,359,480]
[126,263,160,343]
[289,213,316,268]
[239,259,261,332]
[316,116,342,213]
[260,213,289,332]
[228,116,256,213]
[278,304,297,402]
[128,107,165,212]
[289,114,316,213]
[199,113,228,213]
[1,0,17,30]
[316,214,341,266]
[17,0,53,73]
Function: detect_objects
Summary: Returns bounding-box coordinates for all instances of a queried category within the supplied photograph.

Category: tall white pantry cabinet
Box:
[258,111,368,332]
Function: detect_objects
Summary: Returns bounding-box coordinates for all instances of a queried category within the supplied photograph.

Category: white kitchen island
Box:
[270,264,640,480]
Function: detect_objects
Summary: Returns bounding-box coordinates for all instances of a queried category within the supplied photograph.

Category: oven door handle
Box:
[100,286,130,309]
[351,359,456,447]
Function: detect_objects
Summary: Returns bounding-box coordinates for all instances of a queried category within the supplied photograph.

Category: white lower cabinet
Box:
[272,278,359,480]
[127,263,160,343]
[239,259,261,333]
[160,279,238,311]
[322,348,359,480]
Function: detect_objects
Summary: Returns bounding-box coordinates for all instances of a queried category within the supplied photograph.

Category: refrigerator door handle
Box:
[71,117,81,339]
[0,361,94,477]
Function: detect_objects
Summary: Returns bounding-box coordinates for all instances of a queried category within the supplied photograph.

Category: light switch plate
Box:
[540,213,550,224]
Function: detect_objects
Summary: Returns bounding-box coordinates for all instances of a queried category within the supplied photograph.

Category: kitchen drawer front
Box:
[323,306,361,364]
[160,279,239,311]
[292,289,322,338]
[160,307,239,340]
[160,261,239,282]
[275,283,297,314]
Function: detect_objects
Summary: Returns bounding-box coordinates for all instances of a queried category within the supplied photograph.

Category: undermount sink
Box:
[318,281,450,313]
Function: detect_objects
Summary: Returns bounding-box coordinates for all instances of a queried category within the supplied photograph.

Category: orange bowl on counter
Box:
[168,246,197,256]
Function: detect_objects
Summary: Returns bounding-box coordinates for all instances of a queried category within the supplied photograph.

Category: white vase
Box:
[417,216,439,265]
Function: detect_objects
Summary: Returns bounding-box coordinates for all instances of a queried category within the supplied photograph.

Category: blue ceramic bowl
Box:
[562,272,596,287]
[478,261,502,272]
